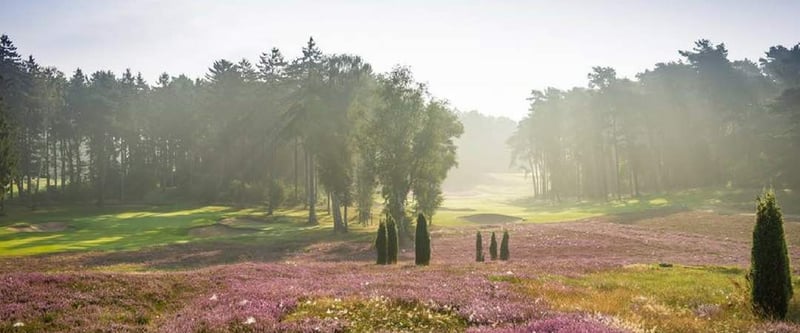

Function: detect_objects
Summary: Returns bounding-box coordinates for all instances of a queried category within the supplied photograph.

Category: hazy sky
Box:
[2,0,799,120]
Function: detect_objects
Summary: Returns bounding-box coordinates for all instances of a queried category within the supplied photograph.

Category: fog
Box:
[2,2,800,332]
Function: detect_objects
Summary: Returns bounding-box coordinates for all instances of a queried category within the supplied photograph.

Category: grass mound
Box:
[7,222,69,233]
[187,224,254,238]
[217,215,293,229]
[460,213,521,224]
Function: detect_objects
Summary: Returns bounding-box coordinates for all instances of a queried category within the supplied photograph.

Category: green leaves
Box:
[489,232,498,261]
[376,221,388,265]
[750,189,792,319]
[0,100,14,206]
[369,67,462,236]
[387,216,399,264]
[475,231,484,262]
[415,213,431,265]
[500,230,510,261]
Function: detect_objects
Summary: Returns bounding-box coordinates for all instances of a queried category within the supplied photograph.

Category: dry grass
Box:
[511,264,800,333]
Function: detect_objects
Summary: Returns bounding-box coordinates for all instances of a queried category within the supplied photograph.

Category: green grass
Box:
[505,264,800,333]
[0,204,372,257]
[3,177,71,199]
[433,173,797,227]
[1,173,792,257]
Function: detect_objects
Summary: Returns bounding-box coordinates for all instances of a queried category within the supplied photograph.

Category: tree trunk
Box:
[527,156,536,198]
[97,135,107,207]
[120,139,125,202]
[611,116,621,201]
[307,151,317,224]
[74,139,82,187]
[343,204,348,230]
[294,137,299,203]
[45,129,51,190]
[332,194,345,233]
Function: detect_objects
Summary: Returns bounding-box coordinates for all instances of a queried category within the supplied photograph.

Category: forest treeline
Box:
[0,35,463,235]
[508,40,800,201]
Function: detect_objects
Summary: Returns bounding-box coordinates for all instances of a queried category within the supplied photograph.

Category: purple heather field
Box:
[3,211,800,332]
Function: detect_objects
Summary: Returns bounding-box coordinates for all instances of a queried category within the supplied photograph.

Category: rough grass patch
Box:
[283,296,468,332]
[513,265,800,333]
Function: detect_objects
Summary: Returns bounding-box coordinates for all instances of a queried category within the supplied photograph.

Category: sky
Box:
[2,0,799,120]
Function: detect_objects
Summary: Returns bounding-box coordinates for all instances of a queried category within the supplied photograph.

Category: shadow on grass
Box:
[500,187,792,224]
[0,204,375,270]
[608,206,690,225]
[80,228,374,270]
[0,205,241,256]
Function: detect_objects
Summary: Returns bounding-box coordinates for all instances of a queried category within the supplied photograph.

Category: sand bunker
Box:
[459,213,522,224]
[7,222,69,232]
[438,207,477,212]
[188,224,255,238]
[218,217,269,228]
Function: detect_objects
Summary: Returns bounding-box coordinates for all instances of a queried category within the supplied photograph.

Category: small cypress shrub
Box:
[750,190,792,319]
[489,232,498,260]
[476,231,484,262]
[500,230,510,261]
[415,213,431,266]
[375,221,388,265]
[387,216,399,264]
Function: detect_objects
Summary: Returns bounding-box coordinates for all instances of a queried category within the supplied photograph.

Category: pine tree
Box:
[387,216,399,264]
[257,47,287,83]
[489,231,498,260]
[500,230,510,261]
[750,190,792,319]
[0,99,14,215]
[476,231,484,262]
[375,221,388,265]
[415,213,431,265]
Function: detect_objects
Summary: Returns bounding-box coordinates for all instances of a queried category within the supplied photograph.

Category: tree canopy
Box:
[0,34,463,234]
[509,40,800,200]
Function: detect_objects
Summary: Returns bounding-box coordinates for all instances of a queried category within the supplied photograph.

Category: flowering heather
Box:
[162,262,548,332]
[3,211,800,331]
[0,271,204,332]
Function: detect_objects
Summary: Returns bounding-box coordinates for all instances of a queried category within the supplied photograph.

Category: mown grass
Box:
[434,173,799,227]
[1,173,793,259]
[284,296,467,332]
[0,204,372,257]
[502,264,800,333]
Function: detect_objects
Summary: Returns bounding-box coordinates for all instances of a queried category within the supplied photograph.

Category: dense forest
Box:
[508,40,800,201]
[0,34,463,235]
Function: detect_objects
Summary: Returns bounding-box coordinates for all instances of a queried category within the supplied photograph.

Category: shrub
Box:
[500,230,510,261]
[415,213,431,266]
[476,231,484,262]
[489,232,498,260]
[376,222,388,265]
[750,189,792,319]
[266,180,285,216]
[387,216,399,264]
